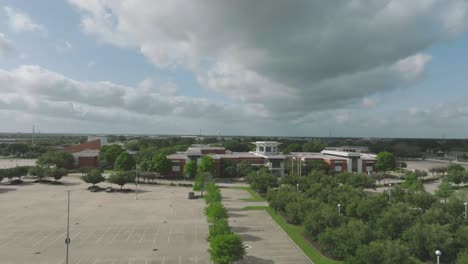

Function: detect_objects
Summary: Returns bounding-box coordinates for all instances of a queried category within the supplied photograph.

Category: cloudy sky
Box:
[1,0,468,138]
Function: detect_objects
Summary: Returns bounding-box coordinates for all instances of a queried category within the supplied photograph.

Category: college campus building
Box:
[167,141,286,177]
[62,136,108,168]
[291,150,377,173]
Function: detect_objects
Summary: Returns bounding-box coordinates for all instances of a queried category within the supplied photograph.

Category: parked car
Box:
[188,192,195,199]
[105,187,113,193]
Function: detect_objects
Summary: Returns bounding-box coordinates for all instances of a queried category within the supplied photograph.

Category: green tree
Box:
[303,160,330,175]
[402,223,455,261]
[114,152,136,171]
[81,169,105,186]
[98,144,125,166]
[282,143,302,154]
[37,151,75,169]
[204,202,228,221]
[150,153,172,175]
[28,166,45,179]
[193,174,207,197]
[346,240,415,264]
[377,203,414,239]
[302,140,325,152]
[247,169,278,194]
[447,163,465,174]
[183,160,197,178]
[107,171,135,190]
[456,250,468,264]
[237,161,256,177]
[435,181,454,204]
[207,218,231,241]
[49,168,68,181]
[209,233,245,264]
[318,219,374,259]
[402,173,424,191]
[198,155,215,176]
[375,152,397,173]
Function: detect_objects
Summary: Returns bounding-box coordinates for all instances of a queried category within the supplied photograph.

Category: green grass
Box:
[242,205,268,210]
[243,205,341,264]
[229,186,266,202]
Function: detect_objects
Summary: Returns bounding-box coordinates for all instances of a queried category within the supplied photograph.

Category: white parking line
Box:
[161,256,166,264]
[0,231,26,248]
[195,256,198,264]
[126,225,136,241]
[112,226,123,242]
[167,225,173,243]
[153,224,161,244]
[138,226,147,243]
[179,256,181,264]
[96,225,112,243]
[144,258,150,264]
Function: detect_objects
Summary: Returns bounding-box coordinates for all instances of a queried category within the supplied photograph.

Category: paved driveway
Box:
[221,187,312,264]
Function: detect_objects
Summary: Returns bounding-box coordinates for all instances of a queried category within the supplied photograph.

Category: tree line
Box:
[247,167,468,263]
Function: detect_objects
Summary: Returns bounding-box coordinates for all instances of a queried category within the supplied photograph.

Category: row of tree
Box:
[204,183,245,264]
[0,166,69,183]
[248,169,468,263]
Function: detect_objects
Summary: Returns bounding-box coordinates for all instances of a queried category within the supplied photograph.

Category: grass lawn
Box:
[229,186,266,201]
[242,206,341,264]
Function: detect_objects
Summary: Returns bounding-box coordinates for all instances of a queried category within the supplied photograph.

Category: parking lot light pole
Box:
[338,203,341,216]
[65,189,71,264]
[435,250,442,264]
[388,183,392,202]
[296,183,299,192]
[464,202,467,220]
[135,168,138,200]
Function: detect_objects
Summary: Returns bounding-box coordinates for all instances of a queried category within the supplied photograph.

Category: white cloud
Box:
[69,0,467,122]
[56,40,72,53]
[4,6,45,33]
[0,65,267,134]
[0,32,14,56]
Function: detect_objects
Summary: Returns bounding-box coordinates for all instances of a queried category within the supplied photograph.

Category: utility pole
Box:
[65,189,71,264]
[32,124,35,145]
[135,167,138,200]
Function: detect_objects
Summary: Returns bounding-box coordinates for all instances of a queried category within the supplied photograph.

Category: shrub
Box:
[207,218,232,241]
[205,202,228,222]
[209,233,245,264]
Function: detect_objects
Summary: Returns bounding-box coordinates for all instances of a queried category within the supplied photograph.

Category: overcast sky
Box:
[1,0,468,138]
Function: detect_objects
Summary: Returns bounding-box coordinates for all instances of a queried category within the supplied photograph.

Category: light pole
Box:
[135,167,138,200]
[435,250,441,264]
[296,183,299,192]
[291,157,294,174]
[65,189,71,264]
[464,202,467,220]
[338,203,341,216]
[388,183,392,202]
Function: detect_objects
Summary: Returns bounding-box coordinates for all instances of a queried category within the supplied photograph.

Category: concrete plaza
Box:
[0,176,210,264]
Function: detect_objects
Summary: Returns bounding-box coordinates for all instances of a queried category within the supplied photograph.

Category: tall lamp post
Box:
[296,183,299,192]
[464,202,467,220]
[435,250,442,264]
[338,203,341,216]
[65,189,71,264]
[135,167,138,200]
[388,183,392,202]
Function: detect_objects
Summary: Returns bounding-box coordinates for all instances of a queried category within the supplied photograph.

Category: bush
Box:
[205,183,222,204]
[207,218,231,241]
[209,233,245,264]
[81,169,105,186]
[205,202,228,222]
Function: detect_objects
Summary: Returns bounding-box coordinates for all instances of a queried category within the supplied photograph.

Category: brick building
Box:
[167,141,286,177]
[63,136,107,168]
[291,149,377,174]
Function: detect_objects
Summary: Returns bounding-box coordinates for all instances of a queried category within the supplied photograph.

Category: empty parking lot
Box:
[0,176,210,264]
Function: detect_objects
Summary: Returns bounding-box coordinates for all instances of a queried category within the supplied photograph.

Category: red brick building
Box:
[62,136,107,168]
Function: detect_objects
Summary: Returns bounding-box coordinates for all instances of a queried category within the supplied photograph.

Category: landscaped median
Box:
[243,205,342,264]
[204,182,246,264]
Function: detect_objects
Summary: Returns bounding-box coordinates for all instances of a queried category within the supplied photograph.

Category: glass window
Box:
[259,146,264,151]
[266,147,271,152]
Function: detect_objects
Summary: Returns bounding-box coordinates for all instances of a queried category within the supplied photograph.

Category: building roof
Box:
[73,149,99,157]
[167,153,188,160]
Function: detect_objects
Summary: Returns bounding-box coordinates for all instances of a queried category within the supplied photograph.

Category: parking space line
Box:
[167,225,173,243]
[96,225,112,243]
[144,258,150,264]
[112,226,123,242]
[41,231,66,249]
[195,256,198,264]
[127,257,135,264]
[138,226,147,243]
[79,229,96,246]
[179,256,181,264]
[126,225,136,241]
[153,223,161,244]
[195,224,198,242]
[161,256,166,264]
[0,231,26,248]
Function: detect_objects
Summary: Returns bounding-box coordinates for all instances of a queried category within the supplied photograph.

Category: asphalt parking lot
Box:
[0,176,210,264]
